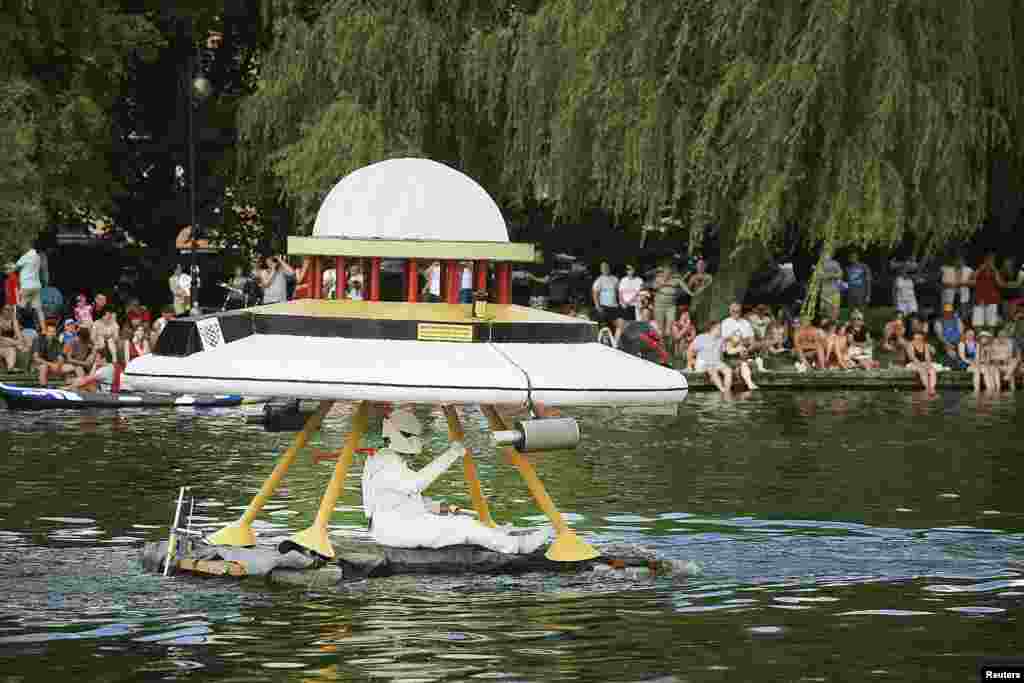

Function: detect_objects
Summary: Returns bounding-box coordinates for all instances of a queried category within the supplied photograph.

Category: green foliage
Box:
[246,0,1023,274]
[0,1,163,260]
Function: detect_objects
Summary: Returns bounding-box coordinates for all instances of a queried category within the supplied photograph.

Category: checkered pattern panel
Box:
[195,318,225,351]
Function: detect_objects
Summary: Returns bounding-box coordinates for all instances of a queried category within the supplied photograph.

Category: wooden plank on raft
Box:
[177,558,248,577]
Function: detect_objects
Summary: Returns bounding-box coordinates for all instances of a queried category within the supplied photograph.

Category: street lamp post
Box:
[186,34,212,316]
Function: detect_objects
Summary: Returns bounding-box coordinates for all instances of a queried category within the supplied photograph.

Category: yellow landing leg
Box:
[290,401,369,558]
[481,405,599,562]
[207,401,335,547]
[442,405,496,528]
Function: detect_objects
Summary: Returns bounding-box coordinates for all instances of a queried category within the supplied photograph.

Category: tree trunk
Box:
[689,222,768,328]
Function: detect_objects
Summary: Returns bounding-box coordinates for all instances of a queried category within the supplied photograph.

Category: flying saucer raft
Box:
[125,302,688,406]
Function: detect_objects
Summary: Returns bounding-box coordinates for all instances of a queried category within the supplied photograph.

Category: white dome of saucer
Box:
[313,158,509,242]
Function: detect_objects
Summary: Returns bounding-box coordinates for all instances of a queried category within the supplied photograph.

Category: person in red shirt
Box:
[3,265,18,308]
[970,253,1006,331]
[124,298,151,325]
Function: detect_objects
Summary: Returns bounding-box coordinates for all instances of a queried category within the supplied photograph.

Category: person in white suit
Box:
[361,409,551,554]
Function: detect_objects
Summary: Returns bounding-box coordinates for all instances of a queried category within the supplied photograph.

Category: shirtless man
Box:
[793,317,826,369]
[90,309,120,358]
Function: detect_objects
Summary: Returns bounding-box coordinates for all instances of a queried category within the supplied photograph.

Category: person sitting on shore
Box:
[762,320,787,355]
[847,310,879,369]
[826,322,855,370]
[933,303,964,367]
[973,330,1003,393]
[793,317,826,370]
[958,327,979,376]
[63,326,96,378]
[125,298,151,325]
[746,304,773,341]
[150,306,175,348]
[32,321,82,386]
[990,321,1019,392]
[73,294,94,328]
[882,314,906,352]
[998,308,1024,388]
[904,329,937,394]
[0,305,30,372]
[91,309,120,354]
[688,320,732,394]
[124,323,150,363]
[669,306,696,358]
[721,330,759,390]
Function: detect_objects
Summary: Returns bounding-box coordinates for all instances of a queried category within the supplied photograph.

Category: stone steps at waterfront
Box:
[677,367,977,391]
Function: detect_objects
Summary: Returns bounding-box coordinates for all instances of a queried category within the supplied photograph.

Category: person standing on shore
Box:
[169,265,190,315]
[14,239,45,331]
[969,253,1005,331]
[618,264,644,320]
[845,252,872,311]
[258,255,293,305]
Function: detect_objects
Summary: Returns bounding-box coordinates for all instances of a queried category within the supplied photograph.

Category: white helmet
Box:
[383,409,423,455]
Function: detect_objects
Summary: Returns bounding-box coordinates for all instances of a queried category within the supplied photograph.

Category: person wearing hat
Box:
[932,302,964,365]
[360,408,552,554]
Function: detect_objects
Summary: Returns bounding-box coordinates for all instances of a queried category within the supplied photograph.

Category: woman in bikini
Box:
[0,305,28,372]
[826,323,855,369]
[123,324,150,363]
[847,314,878,369]
[904,329,937,394]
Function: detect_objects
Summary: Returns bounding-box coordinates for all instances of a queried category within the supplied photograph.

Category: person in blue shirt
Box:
[845,252,872,311]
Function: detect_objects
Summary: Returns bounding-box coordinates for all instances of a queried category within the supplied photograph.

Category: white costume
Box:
[361,410,550,554]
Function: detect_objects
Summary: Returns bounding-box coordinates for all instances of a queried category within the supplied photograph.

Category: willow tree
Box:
[244,0,1022,318]
[489,0,1024,319]
[240,0,520,232]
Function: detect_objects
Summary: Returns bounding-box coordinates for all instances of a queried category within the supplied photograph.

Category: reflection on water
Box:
[0,393,1021,681]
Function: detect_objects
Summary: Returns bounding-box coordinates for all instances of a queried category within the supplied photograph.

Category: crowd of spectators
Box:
[5,237,1023,397]
[2,246,389,388]
[578,252,1023,396]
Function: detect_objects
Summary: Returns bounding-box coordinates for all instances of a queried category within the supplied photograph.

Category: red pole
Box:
[496,263,511,304]
[474,259,488,292]
[337,256,348,299]
[406,259,418,302]
[442,260,452,304]
[334,256,343,299]
[370,257,381,301]
[311,256,322,299]
[112,363,123,394]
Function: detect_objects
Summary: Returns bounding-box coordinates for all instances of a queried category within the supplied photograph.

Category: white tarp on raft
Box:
[125,335,687,405]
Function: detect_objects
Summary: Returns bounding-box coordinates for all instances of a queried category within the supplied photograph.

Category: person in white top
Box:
[720,301,761,384]
[591,261,621,325]
[617,264,644,320]
[361,409,551,554]
[15,239,45,330]
[459,261,474,303]
[941,255,974,321]
[720,302,755,342]
[422,261,442,302]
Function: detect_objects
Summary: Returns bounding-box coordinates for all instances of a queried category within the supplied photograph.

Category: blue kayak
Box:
[0,383,248,411]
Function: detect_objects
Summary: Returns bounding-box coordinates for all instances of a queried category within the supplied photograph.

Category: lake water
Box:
[0,392,1021,682]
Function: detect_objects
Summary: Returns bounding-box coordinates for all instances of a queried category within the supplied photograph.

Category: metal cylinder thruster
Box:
[491,417,580,452]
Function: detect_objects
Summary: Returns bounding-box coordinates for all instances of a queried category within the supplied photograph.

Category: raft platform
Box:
[140,535,695,589]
